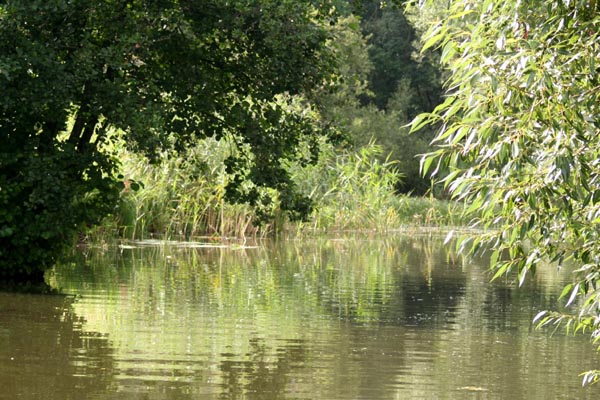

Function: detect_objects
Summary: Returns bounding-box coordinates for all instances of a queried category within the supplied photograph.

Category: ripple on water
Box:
[37,238,600,399]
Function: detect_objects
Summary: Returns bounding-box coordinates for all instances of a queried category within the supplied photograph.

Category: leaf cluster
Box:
[412,0,600,381]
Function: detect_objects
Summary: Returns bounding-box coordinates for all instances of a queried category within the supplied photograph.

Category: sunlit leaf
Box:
[566,283,580,307]
[533,310,547,323]
[444,229,454,245]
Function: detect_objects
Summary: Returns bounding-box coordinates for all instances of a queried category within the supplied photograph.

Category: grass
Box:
[395,196,471,227]
[86,138,470,242]
[287,141,472,234]
[87,136,269,242]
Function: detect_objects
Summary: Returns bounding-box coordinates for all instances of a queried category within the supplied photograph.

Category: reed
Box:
[287,140,472,233]
[92,137,267,240]
[394,196,471,227]
[288,141,404,233]
[86,138,467,242]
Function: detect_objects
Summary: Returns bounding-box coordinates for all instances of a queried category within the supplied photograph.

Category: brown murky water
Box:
[0,234,598,399]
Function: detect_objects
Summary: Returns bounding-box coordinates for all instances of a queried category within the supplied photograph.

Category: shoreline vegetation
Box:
[86,138,474,244]
[1,2,448,284]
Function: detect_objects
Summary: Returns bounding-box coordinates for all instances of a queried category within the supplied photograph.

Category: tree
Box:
[318,3,443,194]
[358,1,443,194]
[361,0,442,115]
[413,0,600,383]
[0,0,339,284]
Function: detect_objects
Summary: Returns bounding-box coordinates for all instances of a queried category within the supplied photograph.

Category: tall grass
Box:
[88,137,469,242]
[288,141,470,233]
[289,141,403,232]
[97,137,266,241]
[394,196,471,227]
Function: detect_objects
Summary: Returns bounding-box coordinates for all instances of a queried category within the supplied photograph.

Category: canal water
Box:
[0,234,598,399]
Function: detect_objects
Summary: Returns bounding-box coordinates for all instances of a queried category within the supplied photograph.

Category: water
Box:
[1,234,598,399]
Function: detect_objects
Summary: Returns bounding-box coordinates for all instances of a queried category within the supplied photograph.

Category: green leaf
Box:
[421,31,445,53]
[409,113,435,133]
[566,283,580,307]
[491,262,510,281]
[533,310,547,324]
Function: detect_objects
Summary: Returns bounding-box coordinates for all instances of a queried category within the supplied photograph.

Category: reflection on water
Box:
[0,292,114,399]
[1,235,599,399]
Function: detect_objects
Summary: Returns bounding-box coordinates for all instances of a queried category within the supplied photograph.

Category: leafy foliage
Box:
[320,6,443,194]
[361,0,442,115]
[343,87,435,194]
[290,141,402,231]
[106,136,265,240]
[0,141,119,284]
[413,0,600,383]
[0,0,339,282]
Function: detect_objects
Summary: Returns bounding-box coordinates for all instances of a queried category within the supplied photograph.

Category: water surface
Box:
[1,234,598,399]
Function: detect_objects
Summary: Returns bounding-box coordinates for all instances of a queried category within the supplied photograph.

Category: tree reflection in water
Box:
[219,337,307,400]
[0,292,115,399]
[35,235,600,399]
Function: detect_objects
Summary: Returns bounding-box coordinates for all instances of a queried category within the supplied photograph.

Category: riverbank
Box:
[87,193,472,243]
[85,140,474,243]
